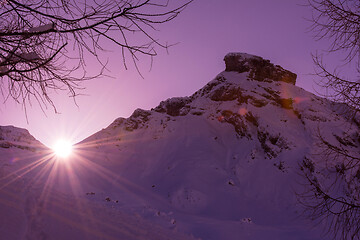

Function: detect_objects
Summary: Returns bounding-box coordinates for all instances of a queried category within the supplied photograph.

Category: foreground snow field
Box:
[1,53,358,240]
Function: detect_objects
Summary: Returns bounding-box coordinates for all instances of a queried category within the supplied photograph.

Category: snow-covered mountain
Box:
[1,53,359,240]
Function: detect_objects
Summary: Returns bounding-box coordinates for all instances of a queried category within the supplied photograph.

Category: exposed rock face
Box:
[153,97,192,116]
[224,53,297,85]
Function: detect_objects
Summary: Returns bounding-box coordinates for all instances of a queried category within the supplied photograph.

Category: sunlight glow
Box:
[52,140,73,158]
[238,107,248,116]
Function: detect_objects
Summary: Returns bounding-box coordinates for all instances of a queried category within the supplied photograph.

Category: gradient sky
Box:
[0,0,339,147]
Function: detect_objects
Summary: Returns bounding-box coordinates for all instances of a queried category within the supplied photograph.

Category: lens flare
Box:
[52,140,73,158]
[238,108,248,116]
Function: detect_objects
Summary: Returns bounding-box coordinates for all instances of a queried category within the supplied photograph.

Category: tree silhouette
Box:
[299,1,360,239]
[0,0,192,111]
[308,0,359,116]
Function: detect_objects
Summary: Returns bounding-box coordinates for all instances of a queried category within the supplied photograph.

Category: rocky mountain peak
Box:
[224,52,297,85]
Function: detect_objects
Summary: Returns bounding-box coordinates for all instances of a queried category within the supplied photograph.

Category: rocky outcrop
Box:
[153,97,192,116]
[224,53,297,85]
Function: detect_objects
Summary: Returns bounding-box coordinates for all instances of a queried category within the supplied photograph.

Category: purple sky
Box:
[0,0,335,147]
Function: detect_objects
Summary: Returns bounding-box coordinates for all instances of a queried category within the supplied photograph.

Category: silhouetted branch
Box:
[0,0,193,111]
[302,5,360,237]
[298,126,360,239]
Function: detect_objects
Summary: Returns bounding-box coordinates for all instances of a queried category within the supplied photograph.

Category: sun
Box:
[52,140,73,158]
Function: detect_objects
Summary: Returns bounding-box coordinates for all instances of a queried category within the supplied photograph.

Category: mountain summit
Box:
[224,52,297,84]
[1,53,359,240]
[78,53,358,239]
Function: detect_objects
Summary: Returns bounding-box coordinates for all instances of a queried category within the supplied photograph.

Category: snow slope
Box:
[1,53,359,240]
[0,128,196,240]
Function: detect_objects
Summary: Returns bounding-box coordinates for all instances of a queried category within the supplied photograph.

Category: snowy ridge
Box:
[0,125,44,151]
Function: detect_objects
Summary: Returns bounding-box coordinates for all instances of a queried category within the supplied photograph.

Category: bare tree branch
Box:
[300,2,360,239]
[0,0,193,111]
